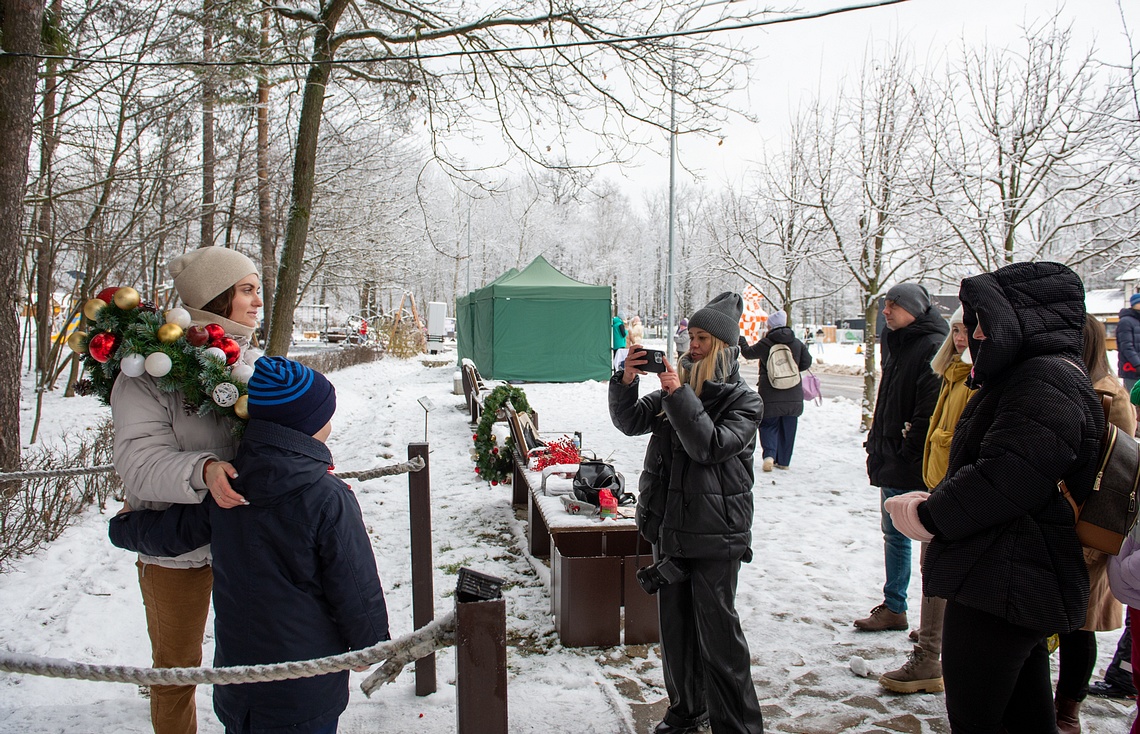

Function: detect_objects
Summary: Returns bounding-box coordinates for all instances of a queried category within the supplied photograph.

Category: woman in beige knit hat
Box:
[110,246,261,734]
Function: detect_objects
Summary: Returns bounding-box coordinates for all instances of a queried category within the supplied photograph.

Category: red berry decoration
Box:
[185,325,209,347]
[87,332,119,363]
[95,287,120,304]
[205,323,226,343]
[217,337,241,365]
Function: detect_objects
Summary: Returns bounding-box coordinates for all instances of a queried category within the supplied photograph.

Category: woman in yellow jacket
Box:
[880,306,973,695]
[1052,314,1137,732]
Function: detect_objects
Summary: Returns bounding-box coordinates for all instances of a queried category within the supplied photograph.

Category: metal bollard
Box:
[408,442,435,696]
[455,568,507,734]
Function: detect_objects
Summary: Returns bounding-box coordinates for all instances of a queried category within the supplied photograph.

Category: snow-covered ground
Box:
[1,343,1135,733]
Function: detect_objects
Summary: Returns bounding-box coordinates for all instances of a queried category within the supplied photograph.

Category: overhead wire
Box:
[0,0,910,69]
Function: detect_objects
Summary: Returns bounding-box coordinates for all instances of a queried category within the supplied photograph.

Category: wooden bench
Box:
[460,359,503,424]
[512,455,658,647]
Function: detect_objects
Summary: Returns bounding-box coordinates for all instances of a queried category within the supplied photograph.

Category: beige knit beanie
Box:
[167,247,258,309]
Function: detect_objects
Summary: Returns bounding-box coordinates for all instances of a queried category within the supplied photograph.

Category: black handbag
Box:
[572,459,633,506]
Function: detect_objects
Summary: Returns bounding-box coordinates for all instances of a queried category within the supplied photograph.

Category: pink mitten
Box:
[884,491,934,542]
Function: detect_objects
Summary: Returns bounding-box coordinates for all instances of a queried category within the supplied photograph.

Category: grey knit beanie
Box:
[884,283,932,318]
[767,310,787,329]
[168,246,258,310]
[687,292,743,345]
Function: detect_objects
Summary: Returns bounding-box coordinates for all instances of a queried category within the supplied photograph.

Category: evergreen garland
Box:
[472,384,530,485]
[73,298,249,428]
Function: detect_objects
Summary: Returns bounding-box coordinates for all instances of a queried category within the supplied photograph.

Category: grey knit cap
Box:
[168,246,258,310]
[687,291,743,345]
[884,283,932,318]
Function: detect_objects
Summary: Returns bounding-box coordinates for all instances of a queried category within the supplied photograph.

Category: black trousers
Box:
[1056,629,1096,701]
[942,600,1057,734]
[1103,613,1137,692]
[656,555,764,734]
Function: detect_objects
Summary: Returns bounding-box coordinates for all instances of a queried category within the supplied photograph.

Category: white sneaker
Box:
[762,457,774,472]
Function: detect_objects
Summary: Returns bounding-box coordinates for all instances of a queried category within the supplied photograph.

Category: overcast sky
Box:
[612,0,1137,197]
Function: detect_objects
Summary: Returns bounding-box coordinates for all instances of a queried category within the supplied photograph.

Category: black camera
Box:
[636,557,689,595]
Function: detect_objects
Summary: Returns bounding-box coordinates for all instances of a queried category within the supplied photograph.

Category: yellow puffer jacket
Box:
[922,357,975,490]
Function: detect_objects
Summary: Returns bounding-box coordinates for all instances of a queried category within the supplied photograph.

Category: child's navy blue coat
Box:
[110,419,391,734]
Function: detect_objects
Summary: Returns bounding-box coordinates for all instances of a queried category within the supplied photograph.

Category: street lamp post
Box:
[664,0,739,362]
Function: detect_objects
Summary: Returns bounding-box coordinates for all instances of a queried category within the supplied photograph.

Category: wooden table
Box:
[513,451,659,647]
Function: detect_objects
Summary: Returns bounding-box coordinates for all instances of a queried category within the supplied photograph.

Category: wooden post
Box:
[408,442,435,695]
[456,574,507,734]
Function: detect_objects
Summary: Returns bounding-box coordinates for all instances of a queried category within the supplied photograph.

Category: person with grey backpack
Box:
[739,310,812,471]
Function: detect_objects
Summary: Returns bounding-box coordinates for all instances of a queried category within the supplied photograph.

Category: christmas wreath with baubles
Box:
[70,286,254,428]
[471,384,530,485]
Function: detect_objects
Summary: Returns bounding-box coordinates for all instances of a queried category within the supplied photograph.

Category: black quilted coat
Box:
[609,359,762,562]
[920,262,1104,633]
[739,326,813,418]
[866,307,948,490]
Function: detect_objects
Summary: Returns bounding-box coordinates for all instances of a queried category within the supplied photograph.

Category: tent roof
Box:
[485,256,608,300]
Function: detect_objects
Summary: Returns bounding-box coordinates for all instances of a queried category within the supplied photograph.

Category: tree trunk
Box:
[0,0,46,477]
[34,5,59,380]
[257,8,275,339]
[200,0,216,248]
[266,0,349,356]
[861,297,879,431]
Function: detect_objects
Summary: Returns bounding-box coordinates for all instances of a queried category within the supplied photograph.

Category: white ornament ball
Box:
[212,382,240,408]
[229,363,255,384]
[164,307,192,329]
[203,347,227,363]
[120,353,147,378]
[144,352,173,378]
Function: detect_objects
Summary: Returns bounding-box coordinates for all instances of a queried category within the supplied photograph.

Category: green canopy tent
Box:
[456,256,612,382]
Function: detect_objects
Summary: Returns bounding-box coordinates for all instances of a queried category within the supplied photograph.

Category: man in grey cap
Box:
[855,283,948,632]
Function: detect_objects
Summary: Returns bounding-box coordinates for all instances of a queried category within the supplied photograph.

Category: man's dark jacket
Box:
[919,262,1103,633]
[739,326,813,418]
[110,420,390,734]
[1117,307,1140,383]
[866,305,948,489]
[608,354,762,561]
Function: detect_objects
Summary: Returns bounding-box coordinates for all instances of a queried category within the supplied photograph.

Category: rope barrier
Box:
[335,456,425,481]
[0,457,425,483]
[0,464,116,481]
[0,611,456,696]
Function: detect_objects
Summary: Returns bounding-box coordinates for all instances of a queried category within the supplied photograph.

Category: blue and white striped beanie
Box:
[246,356,336,436]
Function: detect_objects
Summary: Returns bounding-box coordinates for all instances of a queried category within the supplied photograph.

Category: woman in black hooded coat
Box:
[885,262,1103,733]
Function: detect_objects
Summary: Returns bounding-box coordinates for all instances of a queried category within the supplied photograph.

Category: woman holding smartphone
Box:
[609,292,765,734]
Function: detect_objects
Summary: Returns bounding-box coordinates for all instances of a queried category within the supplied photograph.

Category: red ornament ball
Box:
[185,325,209,347]
[491,447,499,455]
[205,323,226,343]
[473,434,478,441]
[87,332,119,363]
[491,480,498,486]
[95,287,120,304]
[474,467,480,474]
[217,337,241,365]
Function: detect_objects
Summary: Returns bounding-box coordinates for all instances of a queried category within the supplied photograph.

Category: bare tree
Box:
[924,20,1139,274]
[0,0,47,474]
[263,0,758,354]
[800,48,934,429]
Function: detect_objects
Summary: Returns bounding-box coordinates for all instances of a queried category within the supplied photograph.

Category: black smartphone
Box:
[639,348,667,373]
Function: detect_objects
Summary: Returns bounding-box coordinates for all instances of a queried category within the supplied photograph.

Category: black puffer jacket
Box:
[739,326,813,418]
[920,262,1103,633]
[866,307,948,489]
[1117,307,1140,382]
[110,420,391,734]
[609,358,762,561]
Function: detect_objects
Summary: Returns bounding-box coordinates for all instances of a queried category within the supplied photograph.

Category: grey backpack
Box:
[766,343,801,389]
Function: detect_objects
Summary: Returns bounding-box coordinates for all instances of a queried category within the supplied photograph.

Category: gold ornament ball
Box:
[233,394,249,420]
[156,323,184,344]
[67,331,88,354]
[112,286,141,310]
[82,298,108,321]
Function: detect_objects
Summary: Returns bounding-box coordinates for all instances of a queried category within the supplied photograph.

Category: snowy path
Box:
[1,354,1135,733]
